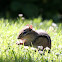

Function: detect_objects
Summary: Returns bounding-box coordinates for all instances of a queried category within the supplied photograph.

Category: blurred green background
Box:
[0,0,62,22]
[0,0,62,62]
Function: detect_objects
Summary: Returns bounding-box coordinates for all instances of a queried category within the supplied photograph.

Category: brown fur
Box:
[17,26,51,49]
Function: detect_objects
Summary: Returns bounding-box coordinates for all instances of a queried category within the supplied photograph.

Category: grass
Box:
[0,17,62,62]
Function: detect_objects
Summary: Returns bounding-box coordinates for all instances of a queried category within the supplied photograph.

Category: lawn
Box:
[0,17,62,62]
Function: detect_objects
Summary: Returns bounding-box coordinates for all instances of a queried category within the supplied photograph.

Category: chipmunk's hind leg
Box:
[33,36,51,49]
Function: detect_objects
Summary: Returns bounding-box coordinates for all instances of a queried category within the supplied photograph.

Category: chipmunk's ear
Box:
[29,25,33,29]
[26,24,33,29]
[26,24,29,26]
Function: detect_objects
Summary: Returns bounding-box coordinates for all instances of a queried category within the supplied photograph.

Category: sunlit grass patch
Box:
[0,18,62,62]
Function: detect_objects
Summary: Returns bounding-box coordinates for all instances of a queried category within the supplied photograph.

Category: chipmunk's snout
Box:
[17,37,20,39]
[17,33,22,39]
[17,35,21,39]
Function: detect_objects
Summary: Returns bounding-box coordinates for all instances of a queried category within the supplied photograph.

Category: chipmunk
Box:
[16,24,51,50]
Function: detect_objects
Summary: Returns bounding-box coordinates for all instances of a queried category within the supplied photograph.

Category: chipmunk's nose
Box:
[17,36,21,39]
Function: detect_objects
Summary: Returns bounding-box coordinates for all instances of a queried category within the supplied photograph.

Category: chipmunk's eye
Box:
[23,30,27,34]
[23,31,27,34]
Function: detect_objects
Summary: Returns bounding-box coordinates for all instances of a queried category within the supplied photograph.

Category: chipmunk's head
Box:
[16,24,33,45]
[17,24,33,39]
